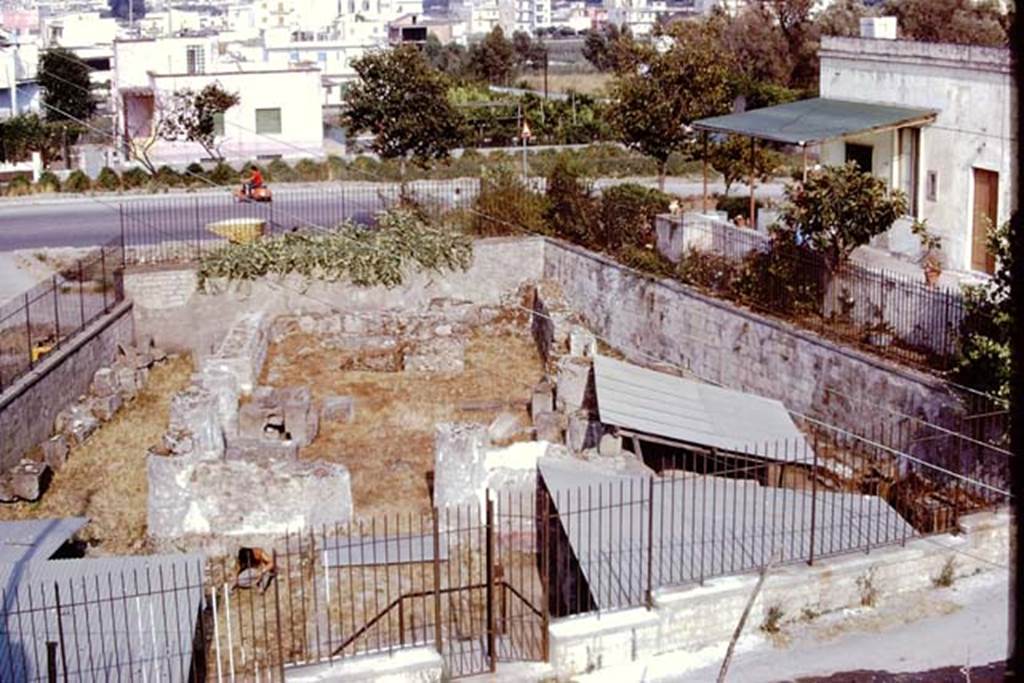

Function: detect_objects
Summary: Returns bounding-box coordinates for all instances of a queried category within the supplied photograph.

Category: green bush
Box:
[154,165,183,187]
[64,170,92,193]
[598,183,672,251]
[732,228,824,315]
[326,155,347,180]
[472,166,549,237]
[5,175,32,196]
[208,162,237,186]
[35,171,61,193]
[184,162,207,185]
[94,167,121,191]
[265,158,296,182]
[121,167,150,189]
[545,156,599,246]
[715,195,764,224]
[294,158,328,182]
[196,209,472,290]
[618,244,675,278]
[675,249,742,294]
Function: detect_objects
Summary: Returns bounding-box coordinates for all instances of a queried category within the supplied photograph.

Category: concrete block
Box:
[533,411,564,443]
[566,410,601,453]
[90,367,118,397]
[488,411,525,443]
[569,326,597,357]
[41,434,70,471]
[433,422,489,510]
[89,393,123,422]
[321,395,355,423]
[598,433,622,457]
[7,460,51,501]
[556,356,594,413]
[531,381,555,418]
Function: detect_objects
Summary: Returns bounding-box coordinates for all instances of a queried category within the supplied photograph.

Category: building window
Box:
[317,51,328,62]
[897,127,919,217]
[212,112,225,137]
[925,170,938,202]
[844,143,873,174]
[255,108,282,135]
[186,45,205,74]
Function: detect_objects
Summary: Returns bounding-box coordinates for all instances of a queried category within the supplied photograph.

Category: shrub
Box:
[64,169,92,193]
[956,220,1010,398]
[294,158,327,182]
[94,167,121,191]
[35,171,61,193]
[598,183,672,251]
[154,165,183,187]
[326,155,347,180]
[732,227,824,315]
[618,244,675,278]
[761,605,784,634]
[715,195,764,224]
[208,162,237,186]
[266,158,296,182]
[184,162,207,185]
[676,249,741,293]
[545,156,599,245]
[121,167,150,189]
[472,166,549,237]
[6,175,32,196]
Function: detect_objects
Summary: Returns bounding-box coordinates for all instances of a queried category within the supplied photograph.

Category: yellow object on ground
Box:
[207,218,267,244]
[31,342,54,363]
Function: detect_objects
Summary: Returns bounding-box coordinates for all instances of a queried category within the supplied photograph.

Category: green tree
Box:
[158,84,239,161]
[0,113,64,163]
[468,27,516,84]
[708,135,781,195]
[882,0,1008,46]
[582,24,637,72]
[423,35,469,78]
[342,46,465,175]
[38,47,96,123]
[512,30,547,71]
[545,156,599,245]
[607,22,734,188]
[779,162,907,268]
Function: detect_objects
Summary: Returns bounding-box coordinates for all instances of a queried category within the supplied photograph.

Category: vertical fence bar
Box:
[645,476,655,608]
[24,293,33,371]
[100,249,108,313]
[52,277,61,348]
[485,495,496,673]
[432,510,442,655]
[53,582,68,682]
[808,439,819,566]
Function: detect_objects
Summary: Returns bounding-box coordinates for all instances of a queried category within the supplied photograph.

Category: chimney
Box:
[859,16,897,40]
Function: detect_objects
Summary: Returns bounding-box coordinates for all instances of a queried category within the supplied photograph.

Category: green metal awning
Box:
[692,97,938,146]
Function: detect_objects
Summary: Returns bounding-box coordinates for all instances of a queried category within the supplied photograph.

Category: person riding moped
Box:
[241,165,264,198]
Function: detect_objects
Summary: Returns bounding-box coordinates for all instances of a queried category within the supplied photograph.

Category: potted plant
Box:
[911,219,943,287]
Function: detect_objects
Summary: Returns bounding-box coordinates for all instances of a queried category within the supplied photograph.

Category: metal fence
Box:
[0,239,125,392]
[120,181,479,264]
[660,213,970,373]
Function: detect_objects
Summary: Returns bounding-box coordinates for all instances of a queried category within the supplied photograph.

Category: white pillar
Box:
[8,43,17,117]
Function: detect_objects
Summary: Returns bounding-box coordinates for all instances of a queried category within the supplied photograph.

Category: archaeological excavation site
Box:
[0,235,1010,680]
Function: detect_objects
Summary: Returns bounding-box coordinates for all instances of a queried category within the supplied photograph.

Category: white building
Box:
[603,0,675,37]
[113,36,325,164]
[462,0,548,36]
[0,35,41,118]
[40,11,118,48]
[817,34,1012,275]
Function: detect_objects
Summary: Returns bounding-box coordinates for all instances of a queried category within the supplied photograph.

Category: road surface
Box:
[0,178,785,251]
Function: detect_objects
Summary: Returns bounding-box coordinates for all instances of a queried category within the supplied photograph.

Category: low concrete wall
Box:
[285,646,445,682]
[0,301,134,470]
[541,238,964,433]
[548,509,1008,678]
[124,237,547,355]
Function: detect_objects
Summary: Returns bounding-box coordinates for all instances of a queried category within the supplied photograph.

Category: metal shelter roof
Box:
[692,97,938,146]
[592,355,810,461]
[538,457,915,610]
[0,517,88,565]
[0,553,205,681]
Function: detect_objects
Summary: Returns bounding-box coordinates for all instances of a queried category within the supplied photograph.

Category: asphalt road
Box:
[0,178,784,251]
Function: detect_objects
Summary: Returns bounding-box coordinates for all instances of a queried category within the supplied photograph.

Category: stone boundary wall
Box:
[548,509,1008,678]
[123,237,547,356]
[284,645,445,682]
[0,301,134,470]
[541,238,965,433]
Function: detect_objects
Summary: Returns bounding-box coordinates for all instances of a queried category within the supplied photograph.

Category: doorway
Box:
[971,168,998,274]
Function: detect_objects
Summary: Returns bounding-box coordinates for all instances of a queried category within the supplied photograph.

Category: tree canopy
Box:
[882,0,1009,46]
[158,84,239,161]
[342,47,465,168]
[467,27,516,84]
[38,47,96,124]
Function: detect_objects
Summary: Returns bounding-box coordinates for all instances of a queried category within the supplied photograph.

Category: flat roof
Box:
[692,97,938,146]
[593,355,810,461]
[0,517,88,564]
[539,458,915,610]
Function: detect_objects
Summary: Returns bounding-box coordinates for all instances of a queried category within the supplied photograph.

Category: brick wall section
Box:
[0,301,135,470]
[122,268,198,310]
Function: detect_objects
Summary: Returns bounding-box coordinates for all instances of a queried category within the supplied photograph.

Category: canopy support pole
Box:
[702,131,709,213]
[748,136,757,228]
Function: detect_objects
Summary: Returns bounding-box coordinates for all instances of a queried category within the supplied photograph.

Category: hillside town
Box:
[0,0,1018,681]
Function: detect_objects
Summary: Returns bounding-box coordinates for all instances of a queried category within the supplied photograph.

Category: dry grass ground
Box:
[520,72,612,96]
[262,330,544,519]
[0,355,192,556]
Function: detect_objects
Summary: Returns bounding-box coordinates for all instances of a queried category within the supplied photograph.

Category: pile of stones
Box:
[0,339,167,503]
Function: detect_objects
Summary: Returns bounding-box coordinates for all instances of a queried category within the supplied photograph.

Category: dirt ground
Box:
[0,355,192,556]
[262,330,544,519]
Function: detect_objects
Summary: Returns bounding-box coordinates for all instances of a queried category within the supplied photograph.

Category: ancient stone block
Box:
[530,381,554,418]
[433,423,489,510]
[404,337,466,374]
[321,395,355,423]
[197,366,241,438]
[225,438,299,461]
[556,356,595,413]
[569,327,597,358]
[8,460,50,501]
[488,412,525,443]
[91,367,118,397]
[532,411,564,444]
[42,434,70,471]
[54,403,99,446]
[89,393,123,422]
[168,386,224,460]
[566,411,601,453]
[598,433,622,457]
[281,386,318,447]
[114,365,140,400]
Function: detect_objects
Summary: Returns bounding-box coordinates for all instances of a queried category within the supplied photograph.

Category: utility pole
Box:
[1009,6,1022,681]
[9,39,18,117]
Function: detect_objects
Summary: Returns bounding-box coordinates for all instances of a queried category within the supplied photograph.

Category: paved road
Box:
[0,178,785,251]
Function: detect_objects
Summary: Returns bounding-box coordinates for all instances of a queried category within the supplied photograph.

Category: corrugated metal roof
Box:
[0,553,205,681]
[692,97,937,145]
[539,458,915,610]
[0,517,88,565]
[593,355,810,461]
